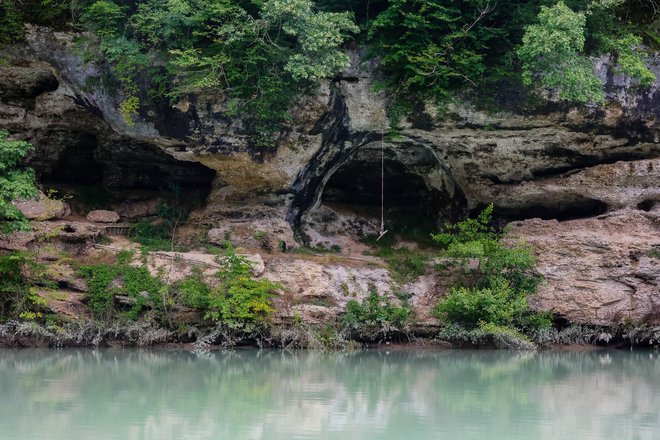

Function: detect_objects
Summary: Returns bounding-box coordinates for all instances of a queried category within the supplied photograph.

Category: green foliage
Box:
[366,0,655,119]
[432,204,497,247]
[0,251,46,320]
[79,263,116,318]
[205,250,281,329]
[73,0,357,145]
[0,0,25,43]
[368,0,495,112]
[343,286,411,333]
[434,277,527,328]
[0,131,38,233]
[80,1,125,37]
[79,251,166,321]
[367,246,429,283]
[517,1,604,103]
[518,1,655,103]
[176,270,210,309]
[119,95,140,127]
[598,33,656,85]
[129,221,174,253]
[5,0,657,127]
[432,204,550,331]
[172,250,281,329]
[647,247,660,259]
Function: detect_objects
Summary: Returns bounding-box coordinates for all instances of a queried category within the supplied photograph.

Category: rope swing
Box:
[376,127,388,242]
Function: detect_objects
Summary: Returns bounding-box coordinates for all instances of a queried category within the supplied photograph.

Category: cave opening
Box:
[319,146,466,240]
[49,132,104,184]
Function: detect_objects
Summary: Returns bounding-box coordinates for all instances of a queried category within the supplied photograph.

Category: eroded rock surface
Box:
[1,26,659,329]
[509,209,660,325]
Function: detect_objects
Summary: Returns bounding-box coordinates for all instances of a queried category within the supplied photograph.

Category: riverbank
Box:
[1,210,659,352]
[1,318,657,351]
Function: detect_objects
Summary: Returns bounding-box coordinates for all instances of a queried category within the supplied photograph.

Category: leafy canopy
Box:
[517,2,604,103]
[74,0,357,141]
[518,0,655,103]
[4,0,657,130]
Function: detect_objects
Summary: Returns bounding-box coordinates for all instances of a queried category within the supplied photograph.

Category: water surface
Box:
[0,349,658,439]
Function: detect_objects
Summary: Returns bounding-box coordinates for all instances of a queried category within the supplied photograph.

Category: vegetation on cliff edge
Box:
[1,0,657,136]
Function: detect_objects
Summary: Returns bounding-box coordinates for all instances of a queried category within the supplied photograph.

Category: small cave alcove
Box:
[35,132,216,215]
[319,145,466,238]
[491,196,609,223]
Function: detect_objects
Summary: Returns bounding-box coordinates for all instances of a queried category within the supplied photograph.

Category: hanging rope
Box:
[377,127,388,241]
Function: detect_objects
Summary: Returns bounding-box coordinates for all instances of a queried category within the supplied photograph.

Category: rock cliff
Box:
[1,26,659,329]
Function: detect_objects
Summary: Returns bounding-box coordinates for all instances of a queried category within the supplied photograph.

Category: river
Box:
[0,349,658,439]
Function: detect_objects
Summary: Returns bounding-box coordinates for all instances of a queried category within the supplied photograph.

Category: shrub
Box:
[176,270,210,309]
[367,246,430,283]
[0,131,38,233]
[79,251,166,321]
[431,205,550,332]
[0,251,46,320]
[0,0,25,43]
[343,287,411,335]
[205,251,281,329]
[79,263,116,319]
[129,220,176,253]
[433,277,527,328]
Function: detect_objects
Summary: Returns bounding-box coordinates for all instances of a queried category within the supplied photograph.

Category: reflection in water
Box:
[0,349,659,440]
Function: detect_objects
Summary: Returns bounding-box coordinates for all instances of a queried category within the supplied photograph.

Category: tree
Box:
[0,0,25,43]
[517,2,604,103]
[0,131,38,233]
[76,0,358,143]
[368,0,497,106]
[517,0,655,104]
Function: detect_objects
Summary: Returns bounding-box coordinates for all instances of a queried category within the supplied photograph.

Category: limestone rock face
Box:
[86,210,120,223]
[1,26,659,328]
[261,256,445,328]
[508,210,660,325]
[0,63,58,99]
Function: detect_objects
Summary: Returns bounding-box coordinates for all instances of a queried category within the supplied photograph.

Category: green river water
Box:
[0,349,658,439]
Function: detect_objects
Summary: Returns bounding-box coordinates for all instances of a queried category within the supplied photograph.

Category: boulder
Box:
[114,198,162,219]
[207,218,296,252]
[86,210,120,223]
[13,192,70,221]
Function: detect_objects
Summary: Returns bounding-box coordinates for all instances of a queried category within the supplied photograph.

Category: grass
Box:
[129,220,188,253]
[647,247,660,259]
